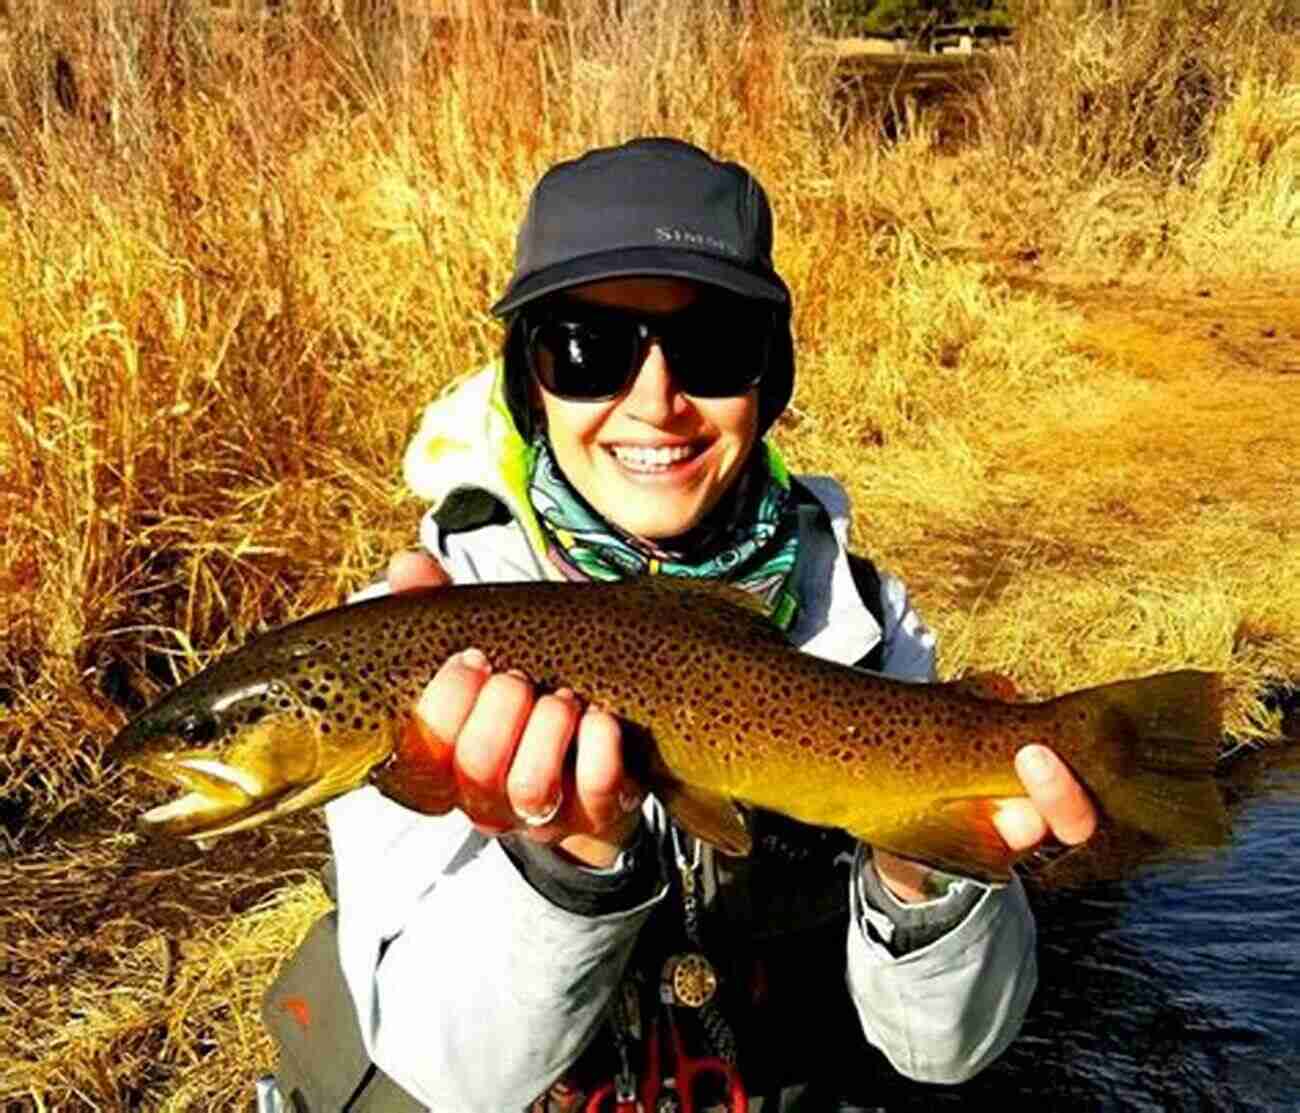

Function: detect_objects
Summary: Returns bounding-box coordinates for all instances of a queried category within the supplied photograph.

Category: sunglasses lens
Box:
[665,303,770,397]
[529,318,637,400]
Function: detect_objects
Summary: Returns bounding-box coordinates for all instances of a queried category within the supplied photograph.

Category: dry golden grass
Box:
[1,816,330,1109]
[1,0,1298,1107]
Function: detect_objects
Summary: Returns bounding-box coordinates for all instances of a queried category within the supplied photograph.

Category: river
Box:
[859,754,1300,1112]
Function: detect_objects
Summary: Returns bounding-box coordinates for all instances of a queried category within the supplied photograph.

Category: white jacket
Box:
[325,367,1038,1111]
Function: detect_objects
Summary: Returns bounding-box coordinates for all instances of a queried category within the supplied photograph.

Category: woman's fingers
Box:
[992,746,1099,852]
[418,649,492,745]
[1015,744,1098,846]
[506,690,580,827]
[387,550,451,593]
[385,648,491,815]
[990,798,1049,853]
[570,706,628,836]
[454,669,535,832]
[397,652,642,855]
[402,649,495,821]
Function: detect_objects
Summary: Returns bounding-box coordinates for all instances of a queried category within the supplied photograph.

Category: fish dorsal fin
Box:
[629,578,787,647]
[865,798,1021,884]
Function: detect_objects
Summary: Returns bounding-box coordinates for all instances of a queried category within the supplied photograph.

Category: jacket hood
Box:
[402,362,555,568]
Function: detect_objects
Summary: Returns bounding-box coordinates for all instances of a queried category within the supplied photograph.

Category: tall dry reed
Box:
[966,0,1300,269]
[1,2,1298,1104]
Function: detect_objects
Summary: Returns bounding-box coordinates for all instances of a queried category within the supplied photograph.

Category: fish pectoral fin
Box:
[653,777,753,858]
[371,713,457,815]
[868,798,1021,884]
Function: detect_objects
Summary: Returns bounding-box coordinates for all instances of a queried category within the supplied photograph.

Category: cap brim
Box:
[490,247,789,317]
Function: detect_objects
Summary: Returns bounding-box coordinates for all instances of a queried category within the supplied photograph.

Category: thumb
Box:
[387,549,451,593]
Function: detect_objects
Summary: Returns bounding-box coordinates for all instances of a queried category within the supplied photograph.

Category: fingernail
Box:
[518,792,563,827]
[459,648,489,672]
[554,687,576,702]
[1020,745,1054,785]
[506,668,529,681]
[415,686,443,726]
[993,798,1041,850]
[618,785,644,814]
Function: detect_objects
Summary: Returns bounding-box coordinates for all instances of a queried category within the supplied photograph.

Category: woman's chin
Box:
[592,454,719,539]
[607,501,708,542]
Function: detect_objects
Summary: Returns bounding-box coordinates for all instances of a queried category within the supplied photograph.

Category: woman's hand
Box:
[385,551,643,869]
[874,746,1098,902]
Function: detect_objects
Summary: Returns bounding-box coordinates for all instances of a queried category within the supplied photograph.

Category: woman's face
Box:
[533,276,762,541]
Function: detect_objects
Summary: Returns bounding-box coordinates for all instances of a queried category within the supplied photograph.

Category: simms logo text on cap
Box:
[655,226,740,256]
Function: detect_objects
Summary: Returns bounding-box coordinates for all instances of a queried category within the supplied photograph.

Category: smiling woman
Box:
[528,278,766,552]
[260,136,1096,1113]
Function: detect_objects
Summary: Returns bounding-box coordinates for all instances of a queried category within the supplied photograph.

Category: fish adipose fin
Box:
[653,777,753,857]
[953,671,1021,701]
[1061,669,1229,849]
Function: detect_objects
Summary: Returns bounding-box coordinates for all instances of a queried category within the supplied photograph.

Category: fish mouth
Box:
[132,752,279,839]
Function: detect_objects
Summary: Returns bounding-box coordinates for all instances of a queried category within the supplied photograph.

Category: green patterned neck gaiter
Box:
[527,436,802,630]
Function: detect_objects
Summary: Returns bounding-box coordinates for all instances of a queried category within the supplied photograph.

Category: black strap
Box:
[431,487,511,535]
[847,553,886,673]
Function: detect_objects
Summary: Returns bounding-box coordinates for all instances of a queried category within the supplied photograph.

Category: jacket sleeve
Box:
[326,788,667,1110]
[329,545,667,1110]
[842,571,1039,1083]
[847,861,1038,1084]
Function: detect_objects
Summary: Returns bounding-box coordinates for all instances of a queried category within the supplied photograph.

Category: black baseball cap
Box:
[493,137,796,435]
[492,137,791,314]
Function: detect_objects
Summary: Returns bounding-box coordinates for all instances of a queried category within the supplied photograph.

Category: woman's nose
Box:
[622,340,685,422]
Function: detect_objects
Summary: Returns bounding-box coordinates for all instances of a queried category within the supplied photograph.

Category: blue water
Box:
[860,766,1300,1112]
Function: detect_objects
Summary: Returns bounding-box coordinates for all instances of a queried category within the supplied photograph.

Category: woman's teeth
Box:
[611,444,698,472]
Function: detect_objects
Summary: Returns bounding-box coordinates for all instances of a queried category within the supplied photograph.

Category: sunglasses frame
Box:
[521,298,773,403]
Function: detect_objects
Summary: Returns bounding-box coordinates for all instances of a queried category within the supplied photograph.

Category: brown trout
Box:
[106,579,1229,881]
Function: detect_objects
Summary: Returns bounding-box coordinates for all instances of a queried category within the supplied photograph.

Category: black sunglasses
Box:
[522,297,773,402]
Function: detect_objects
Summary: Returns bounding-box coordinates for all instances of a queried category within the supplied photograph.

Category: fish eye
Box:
[176,713,218,745]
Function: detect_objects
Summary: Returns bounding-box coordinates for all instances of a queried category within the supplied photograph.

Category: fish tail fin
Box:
[1061,670,1229,848]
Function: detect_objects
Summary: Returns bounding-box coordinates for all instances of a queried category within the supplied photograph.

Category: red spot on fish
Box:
[280,995,311,1030]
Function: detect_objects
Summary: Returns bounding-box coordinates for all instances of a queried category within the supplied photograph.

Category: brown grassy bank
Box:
[1,0,1298,1106]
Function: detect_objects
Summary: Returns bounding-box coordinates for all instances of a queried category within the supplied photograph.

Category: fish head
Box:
[106,642,391,839]
[106,664,317,838]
